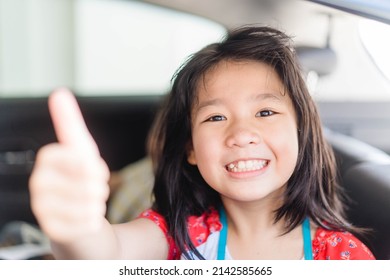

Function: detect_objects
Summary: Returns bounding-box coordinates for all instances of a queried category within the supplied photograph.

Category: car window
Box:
[305,12,390,102]
[359,18,390,82]
[0,0,226,97]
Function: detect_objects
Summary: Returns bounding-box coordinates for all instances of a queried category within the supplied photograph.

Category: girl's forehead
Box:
[195,59,288,101]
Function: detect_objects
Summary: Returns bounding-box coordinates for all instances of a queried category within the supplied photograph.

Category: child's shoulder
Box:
[312,227,376,260]
[139,208,223,259]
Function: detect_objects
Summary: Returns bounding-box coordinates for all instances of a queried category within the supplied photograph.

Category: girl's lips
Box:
[225,159,269,173]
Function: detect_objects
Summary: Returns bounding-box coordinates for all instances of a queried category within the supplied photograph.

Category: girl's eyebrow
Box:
[194,92,283,113]
[253,92,283,102]
[195,92,283,113]
[195,98,222,114]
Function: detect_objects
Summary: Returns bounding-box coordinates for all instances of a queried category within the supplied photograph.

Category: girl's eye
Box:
[256,110,275,117]
[205,115,226,122]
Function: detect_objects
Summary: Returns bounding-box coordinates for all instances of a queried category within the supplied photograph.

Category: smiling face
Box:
[187,60,299,204]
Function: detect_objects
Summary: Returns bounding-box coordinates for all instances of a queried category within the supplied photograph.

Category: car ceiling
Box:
[311,0,390,24]
[139,0,287,29]
[139,0,334,29]
[137,0,389,46]
[137,0,349,47]
[139,0,390,26]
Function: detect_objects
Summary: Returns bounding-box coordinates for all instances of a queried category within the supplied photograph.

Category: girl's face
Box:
[187,60,299,204]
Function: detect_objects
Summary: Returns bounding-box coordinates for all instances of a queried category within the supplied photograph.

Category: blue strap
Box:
[217,207,228,260]
[302,217,313,260]
[218,208,313,260]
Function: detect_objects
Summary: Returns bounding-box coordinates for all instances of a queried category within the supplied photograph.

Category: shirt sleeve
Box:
[312,229,376,260]
[138,209,180,259]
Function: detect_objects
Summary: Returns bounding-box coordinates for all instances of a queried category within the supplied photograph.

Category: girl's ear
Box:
[186,142,197,165]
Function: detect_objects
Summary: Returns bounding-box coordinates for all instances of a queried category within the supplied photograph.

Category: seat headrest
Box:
[295,46,337,76]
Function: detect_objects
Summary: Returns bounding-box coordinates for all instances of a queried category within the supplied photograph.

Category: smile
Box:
[226,159,269,173]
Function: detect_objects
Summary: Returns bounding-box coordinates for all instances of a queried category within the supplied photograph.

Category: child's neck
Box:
[221,199,304,259]
[223,199,284,236]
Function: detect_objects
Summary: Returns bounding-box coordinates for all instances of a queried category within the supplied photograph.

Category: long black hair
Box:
[149,25,360,259]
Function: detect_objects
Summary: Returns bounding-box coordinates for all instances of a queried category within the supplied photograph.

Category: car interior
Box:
[0,0,389,260]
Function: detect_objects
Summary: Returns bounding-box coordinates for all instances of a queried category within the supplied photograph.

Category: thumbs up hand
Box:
[29,88,110,244]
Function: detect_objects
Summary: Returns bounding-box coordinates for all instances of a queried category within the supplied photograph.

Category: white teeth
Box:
[226,160,268,172]
[238,161,246,169]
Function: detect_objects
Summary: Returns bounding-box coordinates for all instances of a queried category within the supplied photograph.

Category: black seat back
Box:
[324,129,390,259]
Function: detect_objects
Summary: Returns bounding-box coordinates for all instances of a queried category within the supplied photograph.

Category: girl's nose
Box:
[225,122,261,148]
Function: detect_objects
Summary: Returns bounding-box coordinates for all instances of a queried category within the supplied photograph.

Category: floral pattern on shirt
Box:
[140,209,375,260]
[312,229,375,260]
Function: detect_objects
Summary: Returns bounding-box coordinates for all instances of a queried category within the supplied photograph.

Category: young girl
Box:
[29,26,375,260]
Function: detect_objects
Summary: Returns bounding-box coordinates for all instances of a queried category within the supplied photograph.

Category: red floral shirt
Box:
[140,209,375,260]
